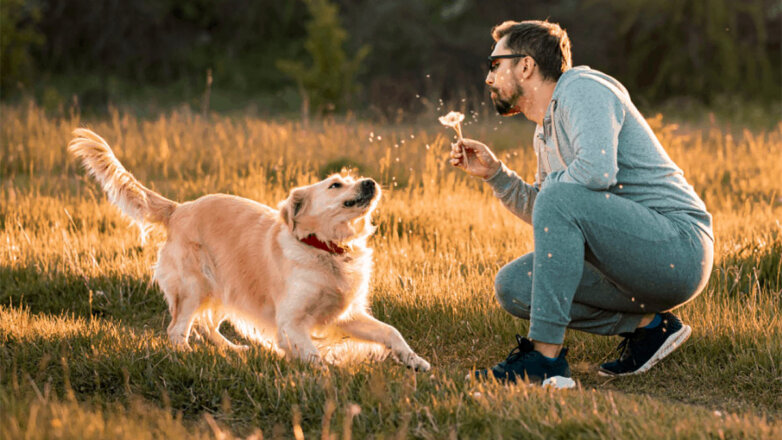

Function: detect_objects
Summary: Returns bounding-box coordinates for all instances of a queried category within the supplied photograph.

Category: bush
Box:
[0,0,44,95]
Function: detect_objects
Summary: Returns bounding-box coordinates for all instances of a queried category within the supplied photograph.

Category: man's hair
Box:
[491,20,572,81]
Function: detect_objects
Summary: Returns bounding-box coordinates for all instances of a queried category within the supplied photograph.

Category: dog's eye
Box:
[328,182,342,189]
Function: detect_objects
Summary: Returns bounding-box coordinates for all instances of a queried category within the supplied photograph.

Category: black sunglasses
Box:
[487,54,532,71]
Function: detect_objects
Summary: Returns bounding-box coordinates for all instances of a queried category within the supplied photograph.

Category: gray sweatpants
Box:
[494,181,714,344]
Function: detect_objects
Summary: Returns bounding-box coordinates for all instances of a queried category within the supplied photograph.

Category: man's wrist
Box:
[482,162,502,180]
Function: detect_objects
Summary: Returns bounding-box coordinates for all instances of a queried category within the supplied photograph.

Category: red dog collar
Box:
[300,234,347,255]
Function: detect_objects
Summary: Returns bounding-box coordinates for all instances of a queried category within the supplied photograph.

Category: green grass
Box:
[1,103,781,438]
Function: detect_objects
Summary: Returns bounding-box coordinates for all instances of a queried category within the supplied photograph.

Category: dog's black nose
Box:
[361,179,376,195]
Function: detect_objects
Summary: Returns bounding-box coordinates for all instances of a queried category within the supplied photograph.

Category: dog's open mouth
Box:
[343,194,373,208]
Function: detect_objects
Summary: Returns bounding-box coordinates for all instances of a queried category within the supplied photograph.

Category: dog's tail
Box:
[68,128,178,229]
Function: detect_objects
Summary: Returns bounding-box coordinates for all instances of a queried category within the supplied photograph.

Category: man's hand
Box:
[449,138,502,179]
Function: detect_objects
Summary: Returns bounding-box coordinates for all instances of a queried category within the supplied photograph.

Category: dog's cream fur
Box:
[68,128,430,371]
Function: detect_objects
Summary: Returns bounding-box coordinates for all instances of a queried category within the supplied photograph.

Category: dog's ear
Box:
[279,188,308,230]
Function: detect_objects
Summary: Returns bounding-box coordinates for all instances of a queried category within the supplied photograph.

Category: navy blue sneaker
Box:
[599,312,692,376]
[472,335,572,386]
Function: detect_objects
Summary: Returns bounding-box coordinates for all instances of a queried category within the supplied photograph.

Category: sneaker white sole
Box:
[465,373,576,389]
[598,324,692,377]
[541,375,577,389]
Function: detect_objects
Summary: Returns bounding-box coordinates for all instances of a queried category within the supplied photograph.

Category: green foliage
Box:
[598,0,779,103]
[4,0,308,111]
[277,0,369,115]
[0,0,44,95]
[0,0,779,114]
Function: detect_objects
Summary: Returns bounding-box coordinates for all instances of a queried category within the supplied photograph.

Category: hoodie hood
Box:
[552,66,630,101]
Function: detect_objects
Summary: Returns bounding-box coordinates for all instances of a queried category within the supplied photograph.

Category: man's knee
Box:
[539,181,585,199]
[494,258,532,318]
[533,181,585,223]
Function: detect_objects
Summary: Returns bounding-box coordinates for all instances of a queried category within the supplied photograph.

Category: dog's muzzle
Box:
[343,179,378,208]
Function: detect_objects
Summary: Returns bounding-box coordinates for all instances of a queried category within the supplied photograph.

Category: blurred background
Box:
[2,0,780,124]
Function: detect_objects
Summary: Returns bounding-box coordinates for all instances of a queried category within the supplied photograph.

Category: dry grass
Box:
[1,103,781,438]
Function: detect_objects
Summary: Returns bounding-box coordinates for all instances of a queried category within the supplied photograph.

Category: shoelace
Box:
[504,334,534,364]
[615,329,646,361]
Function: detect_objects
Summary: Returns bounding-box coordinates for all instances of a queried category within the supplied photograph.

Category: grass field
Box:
[1,103,781,439]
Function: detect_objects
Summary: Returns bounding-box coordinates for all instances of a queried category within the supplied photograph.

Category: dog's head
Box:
[279,174,380,244]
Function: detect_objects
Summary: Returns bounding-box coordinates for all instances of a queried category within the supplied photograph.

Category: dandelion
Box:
[438,111,465,141]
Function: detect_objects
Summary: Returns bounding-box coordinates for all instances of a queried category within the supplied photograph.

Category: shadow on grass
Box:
[0,264,168,328]
[3,304,780,439]
[0,305,344,437]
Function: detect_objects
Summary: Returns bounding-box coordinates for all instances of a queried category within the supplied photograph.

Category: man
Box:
[450,20,713,385]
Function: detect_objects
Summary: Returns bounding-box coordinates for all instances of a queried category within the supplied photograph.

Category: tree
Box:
[276,0,370,118]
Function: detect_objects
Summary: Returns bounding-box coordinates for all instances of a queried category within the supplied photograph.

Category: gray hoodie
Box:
[484,66,713,239]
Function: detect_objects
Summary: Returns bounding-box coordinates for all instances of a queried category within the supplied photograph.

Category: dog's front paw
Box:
[168,334,192,351]
[298,351,325,368]
[402,353,431,372]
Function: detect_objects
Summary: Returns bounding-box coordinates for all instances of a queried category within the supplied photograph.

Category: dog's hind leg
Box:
[156,240,217,350]
[158,267,211,350]
[199,311,249,351]
[164,287,202,349]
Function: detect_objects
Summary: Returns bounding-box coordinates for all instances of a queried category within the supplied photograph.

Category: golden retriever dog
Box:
[68,128,430,371]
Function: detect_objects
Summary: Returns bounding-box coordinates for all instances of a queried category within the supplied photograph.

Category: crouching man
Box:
[450,20,713,384]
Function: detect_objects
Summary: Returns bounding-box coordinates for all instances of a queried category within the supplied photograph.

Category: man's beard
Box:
[491,84,523,116]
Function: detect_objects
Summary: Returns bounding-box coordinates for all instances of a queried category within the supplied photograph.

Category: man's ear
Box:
[520,56,536,80]
[279,188,308,230]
